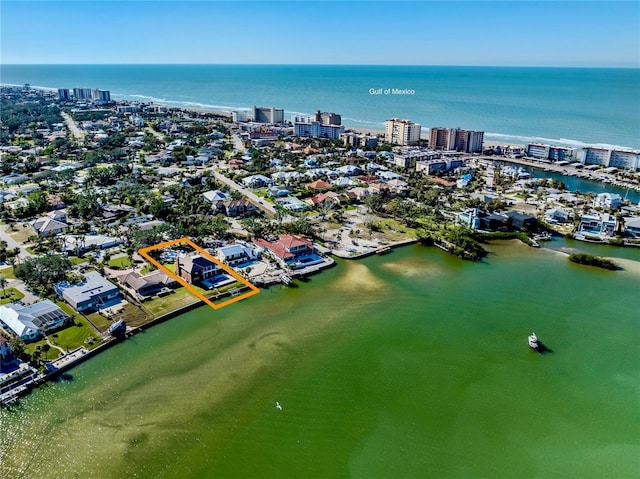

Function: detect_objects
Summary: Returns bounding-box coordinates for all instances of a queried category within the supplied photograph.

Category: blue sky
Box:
[1,1,638,66]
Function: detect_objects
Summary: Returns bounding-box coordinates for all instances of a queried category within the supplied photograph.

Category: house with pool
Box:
[175,253,236,289]
[216,241,261,267]
[254,234,326,270]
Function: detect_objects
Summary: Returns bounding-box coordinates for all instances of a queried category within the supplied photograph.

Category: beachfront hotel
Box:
[385,118,422,146]
[429,127,484,153]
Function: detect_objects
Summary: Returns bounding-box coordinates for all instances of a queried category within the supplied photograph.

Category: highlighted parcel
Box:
[138,237,260,310]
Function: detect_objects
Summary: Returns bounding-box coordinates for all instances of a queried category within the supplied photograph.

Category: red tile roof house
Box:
[254,234,324,270]
[306,180,332,191]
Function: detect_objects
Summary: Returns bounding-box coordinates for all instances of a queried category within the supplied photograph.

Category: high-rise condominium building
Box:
[252,106,284,124]
[385,119,422,146]
[429,127,484,153]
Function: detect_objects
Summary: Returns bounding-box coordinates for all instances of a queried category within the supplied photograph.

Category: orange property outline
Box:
[138,237,260,310]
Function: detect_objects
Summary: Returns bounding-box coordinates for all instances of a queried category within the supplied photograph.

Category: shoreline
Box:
[3,83,639,152]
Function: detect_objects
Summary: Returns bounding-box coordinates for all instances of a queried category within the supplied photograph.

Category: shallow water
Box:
[1,244,638,478]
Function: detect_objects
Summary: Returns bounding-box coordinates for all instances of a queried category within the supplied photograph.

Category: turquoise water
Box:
[525,168,640,203]
[1,243,638,478]
[1,65,638,149]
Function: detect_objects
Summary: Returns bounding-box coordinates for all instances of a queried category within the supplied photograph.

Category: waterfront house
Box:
[55,271,121,312]
[176,254,220,285]
[623,216,640,238]
[216,241,261,266]
[0,336,14,364]
[544,207,571,224]
[593,192,623,210]
[578,211,616,238]
[116,270,177,299]
[480,213,510,231]
[457,208,482,230]
[0,300,70,341]
[254,234,323,270]
[505,211,538,231]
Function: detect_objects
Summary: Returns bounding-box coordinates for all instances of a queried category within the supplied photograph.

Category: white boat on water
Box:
[528,332,539,349]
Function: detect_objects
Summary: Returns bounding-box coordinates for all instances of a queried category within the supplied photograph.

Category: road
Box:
[61,111,85,141]
[210,170,276,217]
[145,126,165,142]
[231,130,246,153]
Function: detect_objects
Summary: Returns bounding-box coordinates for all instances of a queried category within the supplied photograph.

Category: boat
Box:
[108,319,126,336]
[528,332,539,350]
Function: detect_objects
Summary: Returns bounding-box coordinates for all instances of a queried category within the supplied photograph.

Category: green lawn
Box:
[142,287,200,317]
[67,255,89,265]
[0,266,16,279]
[376,218,418,240]
[48,315,99,351]
[107,256,134,269]
[0,287,25,305]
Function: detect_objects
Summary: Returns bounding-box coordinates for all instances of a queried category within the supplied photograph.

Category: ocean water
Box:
[1,64,639,150]
[1,243,639,478]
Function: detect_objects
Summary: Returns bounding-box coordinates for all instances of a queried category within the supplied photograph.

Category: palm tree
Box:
[0,276,6,299]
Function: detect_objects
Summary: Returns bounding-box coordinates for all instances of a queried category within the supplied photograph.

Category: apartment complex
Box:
[582,147,640,170]
[429,127,484,153]
[294,109,344,140]
[385,118,422,146]
[525,143,578,162]
[252,106,284,124]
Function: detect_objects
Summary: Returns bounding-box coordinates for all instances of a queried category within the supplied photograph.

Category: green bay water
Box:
[1,243,639,478]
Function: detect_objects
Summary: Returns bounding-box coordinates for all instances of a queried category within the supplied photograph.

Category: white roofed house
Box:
[578,211,617,238]
[202,189,228,212]
[623,216,640,238]
[593,193,622,210]
[242,175,273,188]
[216,241,261,267]
[54,271,121,312]
[544,207,571,224]
[0,300,70,341]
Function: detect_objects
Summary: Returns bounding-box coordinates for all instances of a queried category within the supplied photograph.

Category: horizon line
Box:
[2,63,639,69]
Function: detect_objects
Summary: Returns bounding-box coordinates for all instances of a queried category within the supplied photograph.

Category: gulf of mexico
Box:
[1,64,639,149]
[1,243,638,478]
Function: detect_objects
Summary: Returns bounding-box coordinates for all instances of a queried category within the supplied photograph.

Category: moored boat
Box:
[108,319,126,336]
[528,332,539,350]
